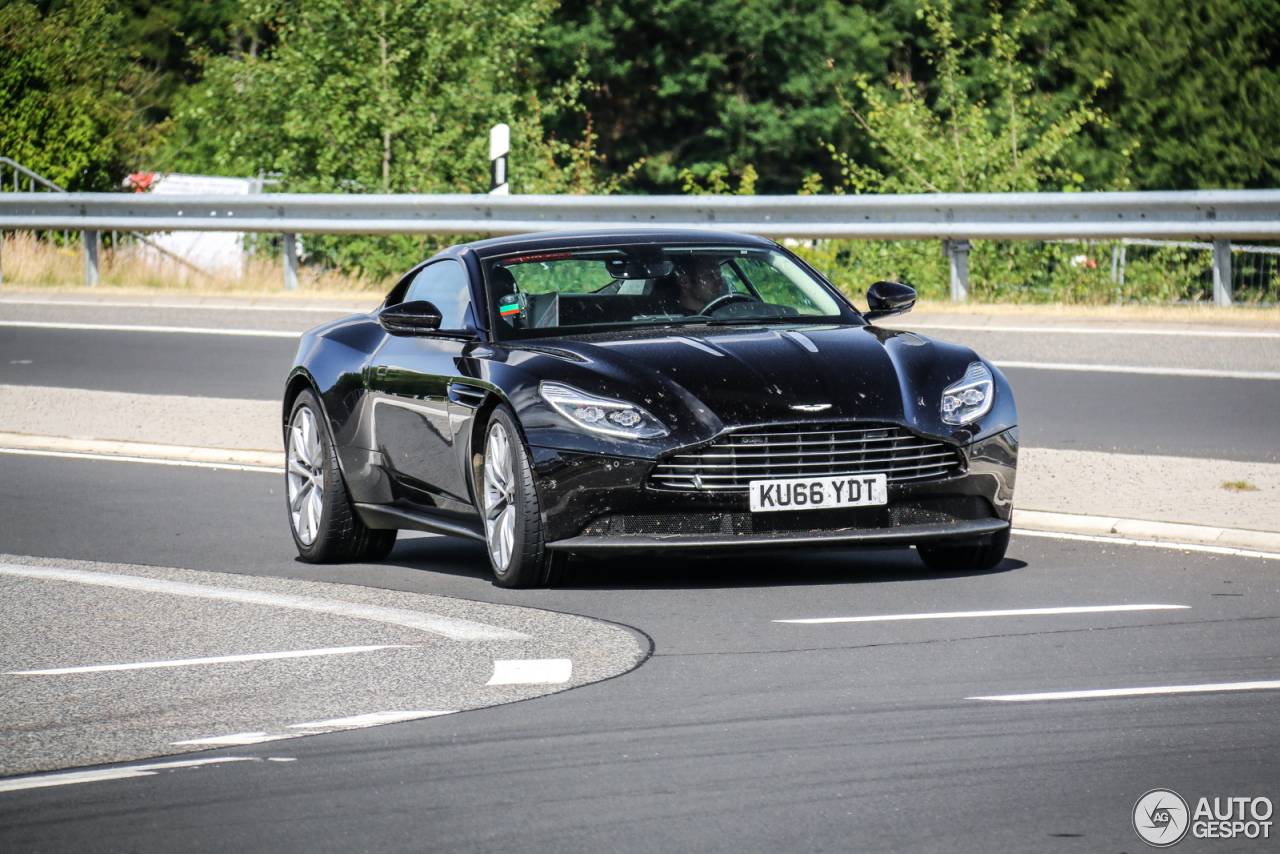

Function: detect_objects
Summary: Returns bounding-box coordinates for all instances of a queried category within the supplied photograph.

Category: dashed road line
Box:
[902,323,1280,339]
[0,298,365,313]
[0,757,257,794]
[774,604,1189,625]
[969,679,1280,702]
[0,563,529,641]
[6,644,415,675]
[1013,528,1280,561]
[487,659,573,685]
[992,360,1280,381]
[288,711,455,729]
[172,733,293,747]
[0,320,298,338]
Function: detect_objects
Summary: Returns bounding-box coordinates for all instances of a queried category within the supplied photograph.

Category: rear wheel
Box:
[916,527,1010,572]
[287,389,397,563]
[481,406,568,588]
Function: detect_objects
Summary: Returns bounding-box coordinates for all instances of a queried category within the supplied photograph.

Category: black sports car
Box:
[283,229,1017,587]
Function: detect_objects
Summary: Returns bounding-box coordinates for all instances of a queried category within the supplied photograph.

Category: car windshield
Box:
[485,244,848,339]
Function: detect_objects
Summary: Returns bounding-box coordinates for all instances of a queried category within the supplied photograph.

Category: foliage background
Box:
[2,0,1277,296]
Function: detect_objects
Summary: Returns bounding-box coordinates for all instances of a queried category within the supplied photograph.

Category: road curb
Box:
[1013,509,1280,553]
[0,433,284,468]
[5,433,1278,555]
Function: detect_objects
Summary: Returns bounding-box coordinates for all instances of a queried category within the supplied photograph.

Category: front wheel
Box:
[287,389,397,563]
[481,406,568,588]
[916,527,1010,572]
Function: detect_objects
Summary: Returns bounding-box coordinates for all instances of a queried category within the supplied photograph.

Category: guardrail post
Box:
[1213,239,1232,306]
[83,230,99,287]
[944,239,971,302]
[282,233,298,291]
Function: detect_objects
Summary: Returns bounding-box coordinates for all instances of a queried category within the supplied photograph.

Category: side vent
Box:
[448,382,487,408]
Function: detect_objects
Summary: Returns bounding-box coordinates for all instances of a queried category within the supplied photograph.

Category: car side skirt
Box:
[355,502,485,541]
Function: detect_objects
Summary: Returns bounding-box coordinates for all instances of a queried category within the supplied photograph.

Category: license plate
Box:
[749,474,887,513]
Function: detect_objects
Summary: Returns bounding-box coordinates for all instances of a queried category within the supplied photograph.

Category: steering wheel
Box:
[697,292,759,316]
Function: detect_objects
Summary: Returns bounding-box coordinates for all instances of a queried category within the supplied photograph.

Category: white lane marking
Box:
[487,659,573,686]
[1013,528,1280,561]
[0,563,529,641]
[6,644,415,675]
[902,323,1280,339]
[172,732,292,746]
[267,757,296,762]
[0,757,255,794]
[0,320,298,338]
[774,604,1189,625]
[0,446,281,472]
[993,360,1280,380]
[288,710,455,729]
[970,680,1280,702]
[0,298,365,313]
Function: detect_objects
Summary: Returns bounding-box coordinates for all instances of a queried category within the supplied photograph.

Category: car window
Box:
[486,245,847,340]
[404,259,471,329]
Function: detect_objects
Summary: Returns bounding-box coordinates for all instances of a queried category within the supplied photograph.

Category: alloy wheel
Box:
[287,405,326,545]
[483,421,517,571]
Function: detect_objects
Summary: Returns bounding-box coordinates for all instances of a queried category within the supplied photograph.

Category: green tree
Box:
[1067,0,1280,190]
[0,0,157,189]
[172,0,639,278]
[535,0,896,194]
[175,0,556,193]
[824,0,1107,194]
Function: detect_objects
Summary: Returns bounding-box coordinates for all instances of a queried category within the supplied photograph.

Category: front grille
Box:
[650,425,963,493]
[580,496,994,538]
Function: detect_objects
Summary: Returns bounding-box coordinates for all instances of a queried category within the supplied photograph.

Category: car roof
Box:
[453,228,779,260]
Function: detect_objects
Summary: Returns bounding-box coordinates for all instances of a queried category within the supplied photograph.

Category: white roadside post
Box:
[283,233,299,291]
[1213,239,1233,306]
[489,124,510,196]
[83,230,99,287]
[944,239,971,302]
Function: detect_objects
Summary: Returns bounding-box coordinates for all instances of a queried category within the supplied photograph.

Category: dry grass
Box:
[4,231,1280,323]
[1222,480,1260,493]
[0,231,389,297]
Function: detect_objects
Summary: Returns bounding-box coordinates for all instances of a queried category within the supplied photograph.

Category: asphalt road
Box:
[2,323,1278,460]
[2,309,1278,852]
[2,455,1278,852]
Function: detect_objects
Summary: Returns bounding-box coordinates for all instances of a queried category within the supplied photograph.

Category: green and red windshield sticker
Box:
[499,294,521,316]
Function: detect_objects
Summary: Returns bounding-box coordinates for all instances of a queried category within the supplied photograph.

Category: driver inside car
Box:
[669,256,730,313]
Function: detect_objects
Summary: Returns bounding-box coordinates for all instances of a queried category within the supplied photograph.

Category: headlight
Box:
[941,362,994,425]
[539,382,669,439]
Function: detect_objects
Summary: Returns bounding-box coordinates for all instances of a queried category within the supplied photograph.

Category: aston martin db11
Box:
[283,229,1017,587]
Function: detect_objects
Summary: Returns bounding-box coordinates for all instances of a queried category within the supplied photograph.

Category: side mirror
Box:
[379,300,443,335]
[864,281,916,321]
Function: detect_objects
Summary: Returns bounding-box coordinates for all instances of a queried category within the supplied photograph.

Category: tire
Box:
[286,389,397,563]
[480,405,568,588]
[916,526,1010,572]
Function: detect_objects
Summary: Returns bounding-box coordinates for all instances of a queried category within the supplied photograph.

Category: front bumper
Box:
[529,427,1018,554]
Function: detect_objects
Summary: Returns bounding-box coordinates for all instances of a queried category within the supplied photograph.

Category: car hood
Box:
[515,323,1004,446]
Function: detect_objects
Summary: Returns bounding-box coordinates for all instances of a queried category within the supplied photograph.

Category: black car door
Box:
[369,259,476,508]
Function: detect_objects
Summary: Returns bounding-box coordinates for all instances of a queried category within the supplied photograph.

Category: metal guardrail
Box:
[3,187,1278,303]
[2,190,1280,240]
